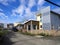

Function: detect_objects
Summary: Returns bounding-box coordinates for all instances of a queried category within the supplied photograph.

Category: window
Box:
[40,16,42,22]
[40,19,42,22]
[51,25,54,30]
[40,25,42,28]
[33,25,36,30]
[40,16,41,18]
[28,25,31,30]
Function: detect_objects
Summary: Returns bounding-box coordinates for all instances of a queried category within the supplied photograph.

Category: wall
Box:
[24,20,39,31]
[36,16,40,21]
[41,6,51,30]
[24,21,31,30]
[27,30,60,36]
[51,13,60,30]
[0,23,4,28]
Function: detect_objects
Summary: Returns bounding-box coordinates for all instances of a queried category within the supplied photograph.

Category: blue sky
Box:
[0,0,60,23]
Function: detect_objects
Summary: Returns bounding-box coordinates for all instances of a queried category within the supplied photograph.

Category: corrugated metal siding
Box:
[41,6,51,30]
[51,13,60,30]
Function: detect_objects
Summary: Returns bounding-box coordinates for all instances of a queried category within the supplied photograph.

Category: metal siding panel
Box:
[51,13,60,30]
[41,6,51,30]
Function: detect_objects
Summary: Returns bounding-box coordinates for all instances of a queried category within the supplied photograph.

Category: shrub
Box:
[38,33,46,36]
[20,31,36,36]
[38,33,51,37]
[0,30,8,36]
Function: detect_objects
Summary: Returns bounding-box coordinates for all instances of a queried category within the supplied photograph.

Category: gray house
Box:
[0,23,4,28]
[50,11,60,30]
[7,23,14,29]
[36,6,60,30]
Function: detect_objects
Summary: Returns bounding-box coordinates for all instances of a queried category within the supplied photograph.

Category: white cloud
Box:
[4,15,8,18]
[0,0,16,5]
[24,7,36,21]
[0,12,8,19]
[38,0,45,5]
[28,0,45,8]
[53,8,60,14]
[0,12,5,16]
[11,0,45,22]
[12,5,26,16]
[0,8,3,11]
[11,0,26,17]
[0,19,4,23]
[24,13,36,21]
[25,7,31,14]
[28,0,36,8]
[11,11,17,16]
[20,0,25,5]
[37,0,45,10]
[0,0,8,5]
[11,0,45,16]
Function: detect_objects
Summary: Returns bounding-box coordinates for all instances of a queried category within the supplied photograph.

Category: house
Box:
[23,20,39,32]
[14,22,20,27]
[4,23,7,28]
[13,22,24,30]
[16,24,24,30]
[20,6,60,35]
[7,23,14,29]
[36,6,60,30]
[0,23,4,29]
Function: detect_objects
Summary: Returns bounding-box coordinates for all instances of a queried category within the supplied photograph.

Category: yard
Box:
[0,30,60,45]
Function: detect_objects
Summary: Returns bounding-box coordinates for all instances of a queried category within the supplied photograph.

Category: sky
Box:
[0,0,60,23]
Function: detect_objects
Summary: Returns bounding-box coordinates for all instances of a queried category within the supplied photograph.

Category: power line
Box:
[45,0,60,7]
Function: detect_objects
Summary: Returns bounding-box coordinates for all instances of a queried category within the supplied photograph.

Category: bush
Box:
[0,28,2,30]
[25,32,36,36]
[0,30,8,36]
[20,31,36,36]
[38,33,51,37]
[38,33,46,36]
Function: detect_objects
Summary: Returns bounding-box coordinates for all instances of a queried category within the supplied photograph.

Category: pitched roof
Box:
[50,11,60,16]
[24,20,39,24]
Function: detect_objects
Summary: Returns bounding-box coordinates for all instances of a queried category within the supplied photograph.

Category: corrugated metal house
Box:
[36,6,60,30]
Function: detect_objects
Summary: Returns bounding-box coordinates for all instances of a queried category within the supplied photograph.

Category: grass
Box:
[19,31,36,36]
[0,29,8,36]
[19,30,53,37]
[38,33,53,37]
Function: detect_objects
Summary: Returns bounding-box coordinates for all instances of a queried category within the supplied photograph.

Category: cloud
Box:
[24,7,36,21]
[11,6,36,22]
[11,0,45,16]
[0,0,8,5]
[38,0,45,5]
[0,12,8,19]
[28,0,36,8]
[20,0,25,5]
[11,5,26,16]
[0,19,4,23]
[0,8,3,12]
[25,7,31,14]
[0,12,5,16]
[11,0,45,22]
[37,0,45,10]
[0,0,16,5]
[53,8,60,14]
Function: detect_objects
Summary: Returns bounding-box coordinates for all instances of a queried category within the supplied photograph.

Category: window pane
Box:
[33,25,36,30]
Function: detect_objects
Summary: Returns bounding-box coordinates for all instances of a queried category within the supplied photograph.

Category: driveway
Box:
[1,31,60,45]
